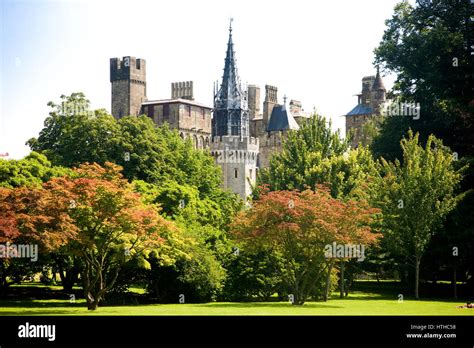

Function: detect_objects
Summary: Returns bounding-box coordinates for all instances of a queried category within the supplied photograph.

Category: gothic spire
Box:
[218,18,242,102]
[212,20,249,137]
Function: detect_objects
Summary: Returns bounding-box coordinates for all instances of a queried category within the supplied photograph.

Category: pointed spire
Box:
[213,20,249,137]
[218,18,242,101]
[372,65,386,91]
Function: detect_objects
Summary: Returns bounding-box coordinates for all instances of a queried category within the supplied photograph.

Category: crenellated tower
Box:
[110,56,147,119]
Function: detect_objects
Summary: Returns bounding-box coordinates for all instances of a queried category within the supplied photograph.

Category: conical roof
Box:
[372,66,386,91]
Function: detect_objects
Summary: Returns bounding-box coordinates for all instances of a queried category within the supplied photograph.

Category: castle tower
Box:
[110,56,147,119]
[263,85,278,126]
[211,20,258,200]
[247,85,260,120]
[370,66,386,113]
[345,68,387,148]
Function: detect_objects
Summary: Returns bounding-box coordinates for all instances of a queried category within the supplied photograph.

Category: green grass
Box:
[1,291,472,316]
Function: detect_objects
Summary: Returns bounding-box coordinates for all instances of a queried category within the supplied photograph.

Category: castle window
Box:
[163,104,170,122]
[188,105,191,117]
[249,169,252,179]
[202,108,205,119]
[234,168,238,178]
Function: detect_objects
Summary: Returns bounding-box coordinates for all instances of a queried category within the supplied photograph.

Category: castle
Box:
[110,21,309,200]
[344,68,386,148]
[110,21,385,199]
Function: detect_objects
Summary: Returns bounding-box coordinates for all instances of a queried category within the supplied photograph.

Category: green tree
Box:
[257,114,349,192]
[0,152,70,188]
[371,130,465,299]
[27,93,224,198]
[222,249,285,302]
[372,0,473,160]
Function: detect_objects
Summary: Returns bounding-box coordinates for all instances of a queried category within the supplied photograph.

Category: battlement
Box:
[265,85,278,103]
[259,131,285,147]
[171,81,194,100]
[110,56,146,83]
[211,135,259,147]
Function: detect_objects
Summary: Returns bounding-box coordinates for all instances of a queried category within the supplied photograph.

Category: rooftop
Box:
[142,98,212,109]
[267,104,300,132]
[345,103,374,116]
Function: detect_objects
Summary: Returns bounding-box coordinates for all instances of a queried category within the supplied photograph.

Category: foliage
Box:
[146,224,227,303]
[1,162,185,310]
[257,114,349,192]
[370,130,465,299]
[221,249,285,302]
[231,187,380,305]
[372,0,473,160]
[257,114,378,200]
[0,152,70,189]
[27,93,224,198]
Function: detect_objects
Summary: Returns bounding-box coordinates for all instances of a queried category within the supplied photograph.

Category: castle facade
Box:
[109,22,309,200]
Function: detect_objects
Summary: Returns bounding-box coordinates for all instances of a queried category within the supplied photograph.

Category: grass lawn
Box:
[0,290,472,316]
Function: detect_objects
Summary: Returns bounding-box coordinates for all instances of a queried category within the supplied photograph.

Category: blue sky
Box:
[0,0,400,159]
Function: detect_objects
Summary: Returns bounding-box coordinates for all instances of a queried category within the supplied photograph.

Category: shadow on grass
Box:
[197,302,343,309]
[0,299,85,308]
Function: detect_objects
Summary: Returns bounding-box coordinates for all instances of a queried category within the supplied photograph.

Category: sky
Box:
[0,0,401,159]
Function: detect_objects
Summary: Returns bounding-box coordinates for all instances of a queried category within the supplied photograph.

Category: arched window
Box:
[200,136,205,149]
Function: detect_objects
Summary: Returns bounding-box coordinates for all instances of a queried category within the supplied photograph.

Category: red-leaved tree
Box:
[231,186,380,305]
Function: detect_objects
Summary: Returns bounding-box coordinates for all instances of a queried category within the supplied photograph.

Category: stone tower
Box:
[211,20,258,200]
[345,67,387,148]
[247,85,260,120]
[263,85,278,125]
[110,56,147,119]
[369,67,386,113]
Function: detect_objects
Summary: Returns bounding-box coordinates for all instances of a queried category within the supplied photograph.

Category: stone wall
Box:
[141,101,212,149]
[211,136,259,200]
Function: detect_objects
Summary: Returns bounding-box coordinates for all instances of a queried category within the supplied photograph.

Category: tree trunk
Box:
[414,256,421,300]
[339,262,345,298]
[323,262,333,302]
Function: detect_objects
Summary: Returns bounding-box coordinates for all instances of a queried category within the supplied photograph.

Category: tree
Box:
[33,162,183,310]
[371,130,465,299]
[257,114,349,192]
[372,0,473,160]
[221,248,285,302]
[27,93,224,198]
[0,185,76,291]
[257,114,379,201]
[231,187,379,305]
[0,152,70,189]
